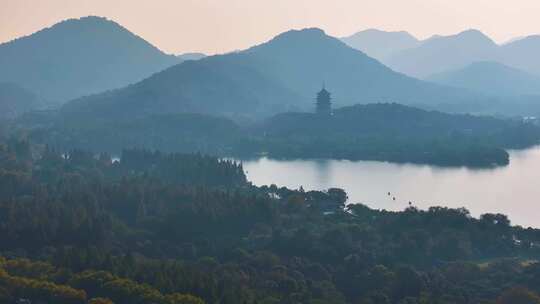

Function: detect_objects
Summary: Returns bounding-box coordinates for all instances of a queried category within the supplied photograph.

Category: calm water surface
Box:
[240,146,540,228]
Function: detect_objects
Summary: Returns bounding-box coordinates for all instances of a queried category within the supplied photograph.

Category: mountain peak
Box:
[349,28,417,38]
[459,29,485,36]
[0,15,180,102]
[455,29,495,43]
[245,27,334,54]
[62,15,110,24]
[40,15,120,33]
[340,28,420,61]
[76,15,109,21]
[423,29,495,46]
[386,29,497,78]
[459,61,533,76]
[272,28,327,41]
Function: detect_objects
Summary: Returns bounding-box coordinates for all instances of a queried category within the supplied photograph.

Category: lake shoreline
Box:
[238,146,540,228]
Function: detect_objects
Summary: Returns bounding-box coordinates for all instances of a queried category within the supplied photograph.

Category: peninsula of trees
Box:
[28,102,540,168]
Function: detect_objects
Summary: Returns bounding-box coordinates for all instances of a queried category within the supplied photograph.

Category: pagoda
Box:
[316,86,332,116]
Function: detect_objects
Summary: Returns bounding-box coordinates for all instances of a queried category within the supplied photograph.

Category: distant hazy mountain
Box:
[62,28,481,121]
[341,29,420,61]
[61,56,302,123]
[387,29,498,78]
[500,35,540,76]
[239,29,479,107]
[427,61,540,96]
[0,16,181,103]
[378,29,540,79]
[0,83,41,120]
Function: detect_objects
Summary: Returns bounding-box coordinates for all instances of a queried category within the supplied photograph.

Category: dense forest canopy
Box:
[28,113,243,155]
[0,138,540,303]
[244,103,540,166]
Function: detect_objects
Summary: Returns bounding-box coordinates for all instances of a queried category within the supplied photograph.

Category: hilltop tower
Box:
[316,85,332,116]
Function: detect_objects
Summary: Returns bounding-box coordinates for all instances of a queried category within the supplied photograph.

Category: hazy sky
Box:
[1,0,540,55]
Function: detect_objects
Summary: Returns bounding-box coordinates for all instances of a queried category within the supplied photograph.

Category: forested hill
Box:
[264,103,528,138]
[1,139,540,303]
[245,103,540,166]
[0,16,181,103]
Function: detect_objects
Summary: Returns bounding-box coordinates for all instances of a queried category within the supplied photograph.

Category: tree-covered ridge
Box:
[245,103,540,167]
[25,103,540,168]
[1,139,540,303]
[29,113,242,155]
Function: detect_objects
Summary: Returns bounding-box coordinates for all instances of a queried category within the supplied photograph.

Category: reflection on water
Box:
[240,146,540,228]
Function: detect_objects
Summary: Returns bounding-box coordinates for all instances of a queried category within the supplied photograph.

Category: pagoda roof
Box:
[318,88,331,95]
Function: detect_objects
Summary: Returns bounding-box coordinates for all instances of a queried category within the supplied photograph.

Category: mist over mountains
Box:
[61,28,484,121]
[427,61,540,97]
[2,16,540,122]
[387,29,499,78]
[344,29,540,79]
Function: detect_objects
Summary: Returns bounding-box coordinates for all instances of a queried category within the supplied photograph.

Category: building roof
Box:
[318,88,331,96]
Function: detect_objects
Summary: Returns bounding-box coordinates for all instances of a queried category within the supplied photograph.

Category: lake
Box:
[240,146,540,228]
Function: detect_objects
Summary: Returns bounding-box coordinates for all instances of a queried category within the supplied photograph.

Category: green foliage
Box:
[0,260,205,304]
[0,266,87,304]
[1,139,540,303]
[248,103,540,167]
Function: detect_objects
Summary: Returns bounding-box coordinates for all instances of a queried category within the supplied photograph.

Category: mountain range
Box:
[343,29,540,80]
[0,16,188,104]
[61,28,483,122]
[5,17,540,122]
[387,30,499,78]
